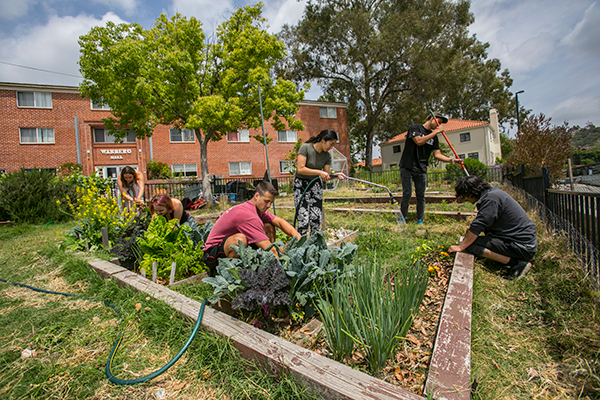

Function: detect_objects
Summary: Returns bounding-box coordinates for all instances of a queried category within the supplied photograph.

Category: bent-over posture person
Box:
[117,166,145,209]
[448,176,538,280]
[203,181,301,276]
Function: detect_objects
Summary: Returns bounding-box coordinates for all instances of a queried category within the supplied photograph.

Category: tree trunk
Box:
[197,130,213,201]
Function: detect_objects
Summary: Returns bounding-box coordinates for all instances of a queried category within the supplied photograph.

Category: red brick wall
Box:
[0,84,350,179]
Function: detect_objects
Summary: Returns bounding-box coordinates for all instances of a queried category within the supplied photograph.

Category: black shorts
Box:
[203,238,226,277]
[463,235,537,261]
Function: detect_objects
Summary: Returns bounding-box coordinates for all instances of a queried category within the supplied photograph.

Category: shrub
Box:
[147,159,173,180]
[445,157,488,182]
[0,168,76,223]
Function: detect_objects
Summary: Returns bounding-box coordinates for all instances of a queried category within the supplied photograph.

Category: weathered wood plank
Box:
[328,208,475,220]
[425,250,473,400]
[88,258,426,400]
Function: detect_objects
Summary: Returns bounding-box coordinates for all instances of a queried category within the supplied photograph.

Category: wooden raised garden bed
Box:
[88,248,474,400]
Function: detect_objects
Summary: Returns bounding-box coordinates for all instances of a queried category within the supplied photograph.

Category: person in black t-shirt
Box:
[399,112,462,224]
[448,176,538,280]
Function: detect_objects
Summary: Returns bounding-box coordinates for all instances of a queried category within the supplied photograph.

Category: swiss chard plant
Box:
[136,216,206,281]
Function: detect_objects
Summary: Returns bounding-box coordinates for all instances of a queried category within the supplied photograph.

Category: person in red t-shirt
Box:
[203,180,300,276]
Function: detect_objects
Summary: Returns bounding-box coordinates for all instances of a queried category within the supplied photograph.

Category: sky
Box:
[1,0,599,138]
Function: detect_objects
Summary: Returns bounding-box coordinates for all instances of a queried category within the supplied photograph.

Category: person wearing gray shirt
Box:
[448,176,537,280]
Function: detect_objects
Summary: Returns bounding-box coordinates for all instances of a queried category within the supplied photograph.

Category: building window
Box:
[91,100,110,110]
[460,132,471,142]
[170,128,195,143]
[227,129,250,143]
[277,130,297,143]
[229,161,252,176]
[16,91,52,108]
[393,145,402,153]
[280,161,294,174]
[458,154,466,159]
[467,152,479,160]
[20,128,55,143]
[172,163,197,177]
[319,107,337,119]
[94,129,136,143]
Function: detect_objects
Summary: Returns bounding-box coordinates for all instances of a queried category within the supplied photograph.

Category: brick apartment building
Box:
[0,82,350,182]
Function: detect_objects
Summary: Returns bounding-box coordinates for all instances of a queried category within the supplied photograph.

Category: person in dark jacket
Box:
[448,176,538,280]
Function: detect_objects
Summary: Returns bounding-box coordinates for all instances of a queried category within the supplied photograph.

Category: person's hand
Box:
[448,245,462,253]
[433,124,445,134]
[320,170,331,181]
[451,158,464,166]
[336,172,347,180]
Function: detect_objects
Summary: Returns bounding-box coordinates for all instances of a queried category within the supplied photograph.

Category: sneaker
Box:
[502,260,532,280]
[417,219,423,225]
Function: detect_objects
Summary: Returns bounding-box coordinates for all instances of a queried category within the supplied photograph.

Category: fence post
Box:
[152,261,157,283]
[101,227,109,249]
[542,167,550,207]
[169,262,177,285]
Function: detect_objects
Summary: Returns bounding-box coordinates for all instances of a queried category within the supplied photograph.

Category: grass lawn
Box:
[1,186,599,399]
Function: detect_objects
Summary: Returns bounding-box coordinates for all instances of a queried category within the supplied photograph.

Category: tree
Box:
[507,113,572,179]
[278,0,514,167]
[498,131,514,163]
[79,4,304,200]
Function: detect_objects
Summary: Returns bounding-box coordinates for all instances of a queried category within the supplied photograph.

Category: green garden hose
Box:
[0,276,206,386]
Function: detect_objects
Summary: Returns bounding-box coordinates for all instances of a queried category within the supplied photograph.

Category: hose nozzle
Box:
[388,192,398,206]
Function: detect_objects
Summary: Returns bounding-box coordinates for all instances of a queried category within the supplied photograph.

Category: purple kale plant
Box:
[231,261,291,320]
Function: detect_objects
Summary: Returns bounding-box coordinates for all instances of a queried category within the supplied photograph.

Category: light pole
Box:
[515,90,524,131]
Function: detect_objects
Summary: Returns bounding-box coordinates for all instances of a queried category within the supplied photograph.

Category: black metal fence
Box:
[506,165,600,289]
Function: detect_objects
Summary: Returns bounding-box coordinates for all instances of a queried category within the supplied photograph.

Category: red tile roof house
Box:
[355,157,383,172]
[379,109,501,170]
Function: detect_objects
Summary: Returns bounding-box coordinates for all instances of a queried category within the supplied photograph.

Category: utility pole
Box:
[515,90,524,131]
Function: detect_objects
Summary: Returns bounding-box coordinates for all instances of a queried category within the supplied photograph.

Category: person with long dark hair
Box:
[448,176,538,280]
[117,166,145,209]
[294,129,346,235]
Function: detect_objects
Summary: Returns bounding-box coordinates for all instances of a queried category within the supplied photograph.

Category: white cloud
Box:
[552,95,600,125]
[561,1,600,58]
[505,33,557,73]
[0,12,127,86]
[262,0,306,33]
[92,0,139,15]
[0,0,37,20]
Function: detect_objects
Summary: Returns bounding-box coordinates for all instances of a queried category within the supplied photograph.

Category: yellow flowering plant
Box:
[64,183,136,250]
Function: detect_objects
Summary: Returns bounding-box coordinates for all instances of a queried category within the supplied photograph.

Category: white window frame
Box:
[279,160,294,174]
[319,106,337,119]
[169,128,195,143]
[277,130,297,143]
[467,152,479,160]
[19,127,55,144]
[227,129,250,143]
[94,128,136,143]
[458,154,466,159]
[91,100,110,110]
[460,132,471,143]
[16,91,52,108]
[229,161,252,176]
[172,163,198,177]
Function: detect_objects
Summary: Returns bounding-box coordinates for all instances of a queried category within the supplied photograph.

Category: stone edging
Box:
[88,250,474,400]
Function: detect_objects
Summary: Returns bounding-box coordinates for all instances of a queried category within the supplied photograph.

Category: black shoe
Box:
[502,260,532,281]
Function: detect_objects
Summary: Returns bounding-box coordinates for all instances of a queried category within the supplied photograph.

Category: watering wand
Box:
[429,110,469,177]
[330,174,398,206]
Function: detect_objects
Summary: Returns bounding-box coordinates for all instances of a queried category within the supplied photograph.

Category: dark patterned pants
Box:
[293,176,323,236]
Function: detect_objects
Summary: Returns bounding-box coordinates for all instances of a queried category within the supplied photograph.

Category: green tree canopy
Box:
[278,0,515,166]
[79,4,304,199]
[507,113,572,179]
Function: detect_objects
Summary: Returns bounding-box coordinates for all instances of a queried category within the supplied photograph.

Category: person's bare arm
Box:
[432,149,463,165]
[117,179,136,203]
[448,230,478,253]
[172,198,184,221]
[412,125,445,146]
[135,171,145,204]
[272,216,301,239]
[254,240,280,258]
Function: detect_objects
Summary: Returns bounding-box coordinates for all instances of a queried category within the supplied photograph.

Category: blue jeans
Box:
[400,168,427,221]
